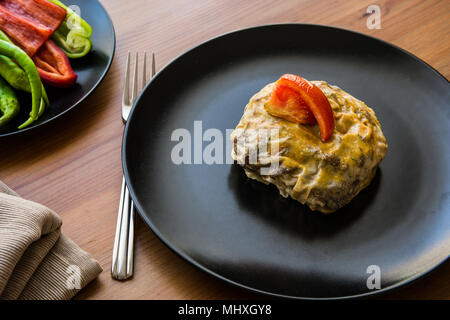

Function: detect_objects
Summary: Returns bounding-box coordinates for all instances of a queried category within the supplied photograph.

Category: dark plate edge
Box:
[122,23,450,300]
[0,0,117,138]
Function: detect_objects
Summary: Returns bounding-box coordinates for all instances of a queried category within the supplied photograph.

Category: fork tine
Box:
[151,52,156,77]
[122,51,131,105]
[131,52,139,104]
[142,52,147,89]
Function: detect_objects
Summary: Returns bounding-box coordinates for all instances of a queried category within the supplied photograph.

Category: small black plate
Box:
[123,24,450,299]
[0,0,115,137]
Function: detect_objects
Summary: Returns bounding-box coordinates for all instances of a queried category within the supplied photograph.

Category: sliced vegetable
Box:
[0,76,20,127]
[0,0,66,30]
[0,54,30,92]
[49,0,93,58]
[265,84,316,125]
[40,83,49,113]
[0,39,42,129]
[0,0,66,57]
[0,30,49,116]
[265,74,335,142]
[33,39,77,88]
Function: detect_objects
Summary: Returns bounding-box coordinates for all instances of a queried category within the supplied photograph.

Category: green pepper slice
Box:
[49,0,93,59]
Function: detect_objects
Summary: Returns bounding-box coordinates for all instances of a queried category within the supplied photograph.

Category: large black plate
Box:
[0,0,115,137]
[123,24,450,299]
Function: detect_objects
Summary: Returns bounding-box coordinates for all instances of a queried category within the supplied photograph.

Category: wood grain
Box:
[0,0,448,300]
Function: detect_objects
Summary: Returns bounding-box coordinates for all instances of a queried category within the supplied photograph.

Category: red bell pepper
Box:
[0,0,66,57]
[32,39,77,87]
[265,74,335,142]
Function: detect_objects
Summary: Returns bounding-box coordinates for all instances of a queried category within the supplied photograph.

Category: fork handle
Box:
[111,176,135,280]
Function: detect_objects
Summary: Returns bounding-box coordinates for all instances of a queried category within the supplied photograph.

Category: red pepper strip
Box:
[265,74,335,142]
[0,0,66,31]
[0,0,66,57]
[0,6,50,57]
[33,39,77,87]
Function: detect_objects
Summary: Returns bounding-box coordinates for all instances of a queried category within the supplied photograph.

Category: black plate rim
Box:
[0,0,116,138]
[122,23,449,300]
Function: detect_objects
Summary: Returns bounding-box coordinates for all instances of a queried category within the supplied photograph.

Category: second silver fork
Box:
[111,51,155,280]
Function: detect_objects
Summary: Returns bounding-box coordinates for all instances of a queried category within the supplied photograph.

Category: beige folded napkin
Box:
[0,181,102,300]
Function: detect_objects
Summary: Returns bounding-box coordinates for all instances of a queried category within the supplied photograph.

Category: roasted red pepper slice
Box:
[0,0,66,57]
[265,74,335,142]
[32,39,77,87]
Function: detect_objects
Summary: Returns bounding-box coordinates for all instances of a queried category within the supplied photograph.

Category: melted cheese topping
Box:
[231,81,388,213]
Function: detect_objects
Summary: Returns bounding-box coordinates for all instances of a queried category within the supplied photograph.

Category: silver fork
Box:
[111,51,155,280]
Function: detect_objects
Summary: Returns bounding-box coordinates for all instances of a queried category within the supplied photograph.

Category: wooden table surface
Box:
[1,0,449,300]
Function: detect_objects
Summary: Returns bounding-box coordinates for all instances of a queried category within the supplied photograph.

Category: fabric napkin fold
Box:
[0,181,102,300]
